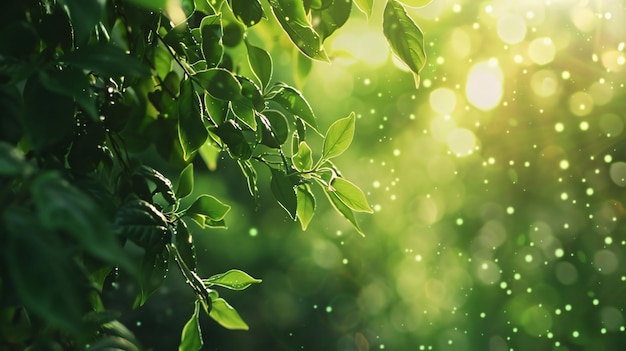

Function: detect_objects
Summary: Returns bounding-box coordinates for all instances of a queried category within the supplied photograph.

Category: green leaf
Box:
[38,67,98,121]
[135,165,177,205]
[259,110,289,148]
[323,187,365,236]
[322,112,355,161]
[135,248,170,307]
[353,0,373,16]
[267,0,329,61]
[245,40,273,89]
[205,93,229,125]
[292,141,313,172]
[195,0,217,14]
[312,0,352,40]
[238,160,259,200]
[175,219,197,271]
[296,184,316,230]
[204,269,262,290]
[237,75,266,111]
[179,300,203,351]
[229,0,264,26]
[270,167,297,219]
[230,97,257,130]
[177,163,194,199]
[293,49,312,88]
[59,0,104,43]
[0,141,27,176]
[199,141,220,170]
[113,197,170,252]
[209,298,249,330]
[185,195,231,224]
[383,0,427,77]
[213,120,254,160]
[200,14,224,68]
[125,0,168,10]
[3,208,89,337]
[267,83,319,132]
[194,68,242,100]
[60,44,150,78]
[85,336,141,351]
[178,78,208,160]
[22,74,75,153]
[32,172,131,267]
[330,177,373,213]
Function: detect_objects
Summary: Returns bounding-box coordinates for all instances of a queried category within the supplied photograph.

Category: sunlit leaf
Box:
[383,0,426,77]
[296,184,316,230]
[292,141,313,172]
[203,269,262,290]
[178,78,208,160]
[330,177,373,213]
[198,142,220,171]
[238,160,259,200]
[179,300,203,351]
[293,49,312,88]
[185,195,231,223]
[270,167,297,219]
[267,0,329,61]
[205,93,228,125]
[209,298,249,330]
[266,83,319,132]
[353,0,373,16]
[230,97,257,130]
[322,112,355,161]
[245,40,273,89]
[322,184,364,236]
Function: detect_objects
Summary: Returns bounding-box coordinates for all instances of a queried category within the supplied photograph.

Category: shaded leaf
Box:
[3,208,88,337]
[267,0,329,61]
[59,0,104,43]
[125,0,168,10]
[296,184,316,230]
[205,92,229,125]
[266,83,318,132]
[176,163,194,199]
[175,219,197,271]
[178,78,208,160]
[245,40,273,89]
[229,0,264,27]
[135,165,177,205]
[32,172,131,267]
[135,248,170,307]
[213,120,254,160]
[383,0,426,76]
[230,97,257,130]
[209,298,249,330]
[204,269,262,290]
[194,68,242,100]
[113,197,170,252]
[312,0,352,40]
[259,110,289,148]
[200,14,224,68]
[0,141,27,176]
[179,300,203,351]
[270,167,297,219]
[322,112,355,161]
[60,44,150,78]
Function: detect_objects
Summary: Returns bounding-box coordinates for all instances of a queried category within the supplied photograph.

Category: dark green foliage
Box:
[0,0,425,349]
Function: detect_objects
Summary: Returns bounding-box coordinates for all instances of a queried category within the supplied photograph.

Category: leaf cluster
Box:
[0,0,426,349]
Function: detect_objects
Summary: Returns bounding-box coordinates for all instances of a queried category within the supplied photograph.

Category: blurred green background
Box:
[126,0,626,349]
